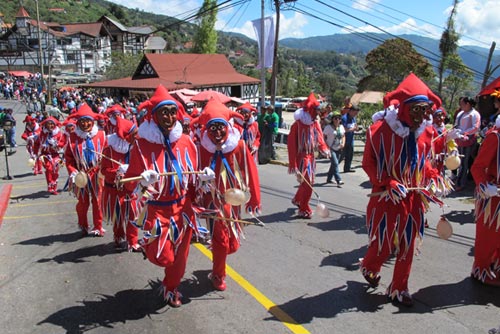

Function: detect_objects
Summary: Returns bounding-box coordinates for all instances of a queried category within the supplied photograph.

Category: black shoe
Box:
[363,273,380,288]
[326,180,334,184]
[346,169,356,173]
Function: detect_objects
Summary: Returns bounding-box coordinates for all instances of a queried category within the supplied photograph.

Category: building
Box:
[85,53,260,101]
[0,6,154,76]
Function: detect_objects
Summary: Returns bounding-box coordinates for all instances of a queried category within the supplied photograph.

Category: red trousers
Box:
[76,188,103,231]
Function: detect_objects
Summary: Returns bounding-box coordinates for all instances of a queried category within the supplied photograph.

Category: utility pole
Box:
[482,41,498,89]
[270,0,281,106]
[35,0,45,96]
[259,0,266,111]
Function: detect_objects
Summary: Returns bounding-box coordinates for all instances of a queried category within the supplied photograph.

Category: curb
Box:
[0,184,13,227]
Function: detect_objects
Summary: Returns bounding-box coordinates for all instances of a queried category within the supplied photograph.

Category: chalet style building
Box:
[0,6,154,75]
[85,53,260,101]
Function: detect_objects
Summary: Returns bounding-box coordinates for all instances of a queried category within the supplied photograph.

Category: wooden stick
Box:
[119,170,206,183]
[296,170,320,200]
[88,149,123,165]
[367,187,427,197]
[200,214,265,226]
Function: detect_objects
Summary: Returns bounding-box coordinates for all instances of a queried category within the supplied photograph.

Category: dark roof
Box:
[86,53,259,91]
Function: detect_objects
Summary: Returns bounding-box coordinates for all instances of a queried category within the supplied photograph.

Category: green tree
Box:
[359,38,435,92]
[437,0,459,95]
[104,52,143,80]
[442,53,473,111]
[192,0,218,54]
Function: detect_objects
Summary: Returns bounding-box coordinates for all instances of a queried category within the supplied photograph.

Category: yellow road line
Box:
[193,243,310,334]
[4,211,75,219]
[9,199,75,207]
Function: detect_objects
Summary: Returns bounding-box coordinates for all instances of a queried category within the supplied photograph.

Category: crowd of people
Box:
[4,74,500,309]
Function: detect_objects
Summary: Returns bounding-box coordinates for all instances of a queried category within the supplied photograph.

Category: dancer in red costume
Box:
[197,99,261,291]
[287,92,330,219]
[21,115,42,175]
[360,73,453,306]
[33,117,66,194]
[65,104,107,237]
[122,85,212,307]
[100,116,140,251]
[103,104,126,135]
[470,114,500,287]
[234,102,261,162]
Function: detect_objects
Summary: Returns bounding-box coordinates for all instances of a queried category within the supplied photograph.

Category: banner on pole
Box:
[252,16,275,69]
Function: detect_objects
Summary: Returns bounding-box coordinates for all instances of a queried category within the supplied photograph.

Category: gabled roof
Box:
[128,26,153,35]
[144,36,167,50]
[62,22,108,38]
[16,6,30,18]
[86,53,259,91]
[99,15,128,32]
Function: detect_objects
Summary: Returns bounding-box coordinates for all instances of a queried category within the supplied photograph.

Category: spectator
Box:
[3,108,17,149]
[257,104,279,163]
[323,111,345,187]
[341,105,360,172]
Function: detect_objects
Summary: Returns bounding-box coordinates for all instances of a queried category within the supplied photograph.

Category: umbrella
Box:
[478,76,500,96]
[191,90,232,104]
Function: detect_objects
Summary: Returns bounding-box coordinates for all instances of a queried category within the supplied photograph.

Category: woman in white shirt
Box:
[323,111,346,187]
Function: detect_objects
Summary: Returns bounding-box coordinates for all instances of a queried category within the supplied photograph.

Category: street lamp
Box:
[2,120,13,180]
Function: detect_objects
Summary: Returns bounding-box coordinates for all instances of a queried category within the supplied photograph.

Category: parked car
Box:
[286,97,307,112]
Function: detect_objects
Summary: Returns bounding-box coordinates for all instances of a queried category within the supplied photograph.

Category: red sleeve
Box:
[64,138,78,175]
[471,132,498,185]
[100,146,119,183]
[287,122,298,173]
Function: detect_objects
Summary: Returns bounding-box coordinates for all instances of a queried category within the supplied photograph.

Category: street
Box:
[0,100,499,334]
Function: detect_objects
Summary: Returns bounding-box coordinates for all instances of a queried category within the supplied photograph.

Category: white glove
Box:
[199,167,216,182]
[70,171,77,183]
[140,170,160,187]
[118,164,129,175]
[478,182,497,199]
[445,128,461,141]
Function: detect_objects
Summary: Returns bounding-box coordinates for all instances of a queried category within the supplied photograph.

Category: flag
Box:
[252,16,275,69]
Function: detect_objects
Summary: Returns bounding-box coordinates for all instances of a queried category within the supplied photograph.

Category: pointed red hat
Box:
[40,116,61,128]
[67,103,101,121]
[63,118,77,127]
[115,115,137,140]
[383,73,441,126]
[137,84,185,122]
[104,104,126,117]
[304,92,321,117]
[236,102,257,113]
[195,99,244,131]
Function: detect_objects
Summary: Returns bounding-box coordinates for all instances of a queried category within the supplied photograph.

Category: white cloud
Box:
[107,0,200,20]
[352,0,382,11]
[454,0,500,47]
[221,12,308,40]
[342,18,441,39]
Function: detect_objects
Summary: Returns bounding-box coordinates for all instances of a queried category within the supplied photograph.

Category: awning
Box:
[8,70,33,78]
[478,76,500,96]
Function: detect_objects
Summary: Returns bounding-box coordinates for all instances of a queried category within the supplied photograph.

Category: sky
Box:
[108,0,499,49]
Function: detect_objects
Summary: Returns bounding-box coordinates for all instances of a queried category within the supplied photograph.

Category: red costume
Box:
[21,116,42,175]
[360,73,449,306]
[103,104,126,135]
[100,116,139,250]
[197,100,261,291]
[123,85,200,307]
[33,117,65,194]
[287,93,329,218]
[65,104,107,236]
[470,116,500,287]
[234,102,261,162]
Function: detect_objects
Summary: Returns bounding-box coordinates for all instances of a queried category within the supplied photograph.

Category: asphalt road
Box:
[0,100,499,334]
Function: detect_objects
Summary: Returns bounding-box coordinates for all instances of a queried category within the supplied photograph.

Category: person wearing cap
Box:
[360,73,452,307]
[287,92,330,219]
[323,111,345,187]
[470,114,500,287]
[33,117,66,195]
[65,104,108,237]
[100,116,140,251]
[122,85,212,307]
[234,102,261,162]
[258,103,279,163]
[341,104,360,172]
[197,99,261,292]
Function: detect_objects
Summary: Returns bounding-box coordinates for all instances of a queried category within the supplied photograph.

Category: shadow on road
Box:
[308,213,366,234]
[37,242,118,264]
[411,277,500,313]
[320,245,368,271]
[10,190,51,202]
[444,209,475,225]
[37,280,166,333]
[265,280,386,324]
[16,230,83,246]
[180,269,226,304]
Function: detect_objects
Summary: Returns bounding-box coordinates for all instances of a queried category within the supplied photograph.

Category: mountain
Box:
[281,33,500,82]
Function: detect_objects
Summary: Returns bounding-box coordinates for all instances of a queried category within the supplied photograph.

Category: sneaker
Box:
[337,180,344,188]
[165,289,183,308]
[89,228,106,237]
[363,273,381,288]
[389,290,414,307]
[208,273,226,291]
[296,211,312,219]
[128,243,142,253]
